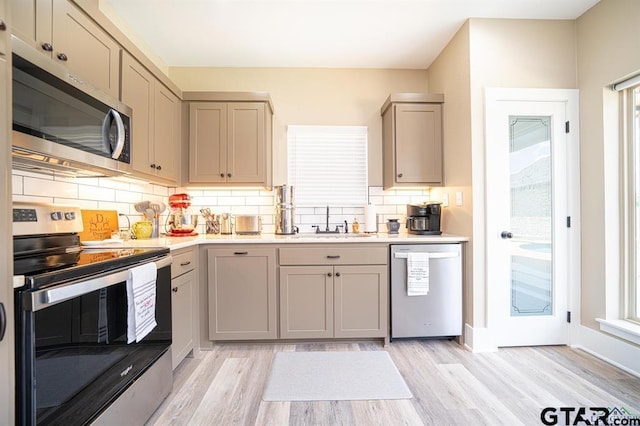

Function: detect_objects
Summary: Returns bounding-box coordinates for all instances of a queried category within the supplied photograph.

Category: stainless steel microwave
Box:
[11,36,133,177]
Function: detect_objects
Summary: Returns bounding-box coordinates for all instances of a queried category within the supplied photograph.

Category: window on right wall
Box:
[623,83,640,324]
[622,84,640,323]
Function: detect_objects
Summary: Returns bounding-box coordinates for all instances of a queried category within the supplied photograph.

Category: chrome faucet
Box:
[313,205,340,233]
[325,205,330,232]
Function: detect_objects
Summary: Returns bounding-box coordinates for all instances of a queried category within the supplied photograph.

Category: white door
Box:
[486,88,578,347]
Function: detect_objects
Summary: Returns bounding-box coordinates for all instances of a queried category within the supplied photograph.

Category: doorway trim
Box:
[484,88,581,348]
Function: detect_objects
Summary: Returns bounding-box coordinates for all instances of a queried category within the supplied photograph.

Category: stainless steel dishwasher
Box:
[390,244,462,339]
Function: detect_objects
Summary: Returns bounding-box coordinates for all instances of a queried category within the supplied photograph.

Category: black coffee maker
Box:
[406,203,442,235]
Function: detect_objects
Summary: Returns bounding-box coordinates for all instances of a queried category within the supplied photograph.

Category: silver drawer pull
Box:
[326,255,341,259]
[180,261,191,266]
[394,252,458,259]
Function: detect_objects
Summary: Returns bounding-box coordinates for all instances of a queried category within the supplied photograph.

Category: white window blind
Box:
[287,125,368,207]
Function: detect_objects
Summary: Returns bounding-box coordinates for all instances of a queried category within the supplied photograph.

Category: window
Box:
[629,85,640,322]
[287,125,368,207]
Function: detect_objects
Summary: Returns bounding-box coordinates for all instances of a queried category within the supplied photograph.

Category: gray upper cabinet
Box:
[381,93,444,189]
[12,0,120,99]
[186,92,273,187]
[121,52,180,184]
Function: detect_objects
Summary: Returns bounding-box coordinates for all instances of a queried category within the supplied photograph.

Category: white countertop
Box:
[90,232,469,251]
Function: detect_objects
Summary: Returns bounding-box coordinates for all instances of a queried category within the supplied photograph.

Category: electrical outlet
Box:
[455,191,463,206]
[442,193,449,207]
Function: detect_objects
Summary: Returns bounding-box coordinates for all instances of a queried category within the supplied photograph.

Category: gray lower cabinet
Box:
[279,266,333,339]
[334,265,388,338]
[279,246,388,339]
[171,248,197,370]
[207,247,277,340]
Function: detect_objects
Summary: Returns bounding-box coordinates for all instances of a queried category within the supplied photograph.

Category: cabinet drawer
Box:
[172,249,195,278]
[279,246,387,266]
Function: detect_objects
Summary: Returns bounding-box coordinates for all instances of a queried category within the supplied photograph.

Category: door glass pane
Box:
[509,115,553,317]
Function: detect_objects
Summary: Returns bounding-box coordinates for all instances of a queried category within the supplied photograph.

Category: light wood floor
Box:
[147,340,640,425]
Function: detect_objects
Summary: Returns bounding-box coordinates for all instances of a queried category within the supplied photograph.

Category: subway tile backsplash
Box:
[11,169,430,235]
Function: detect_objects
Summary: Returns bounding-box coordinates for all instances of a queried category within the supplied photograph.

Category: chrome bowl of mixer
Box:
[167,213,198,233]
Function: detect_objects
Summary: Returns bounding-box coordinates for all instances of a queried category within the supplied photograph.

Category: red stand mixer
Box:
[166,193,199,236]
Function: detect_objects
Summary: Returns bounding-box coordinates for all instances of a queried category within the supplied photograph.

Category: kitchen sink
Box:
[290,233,374,239]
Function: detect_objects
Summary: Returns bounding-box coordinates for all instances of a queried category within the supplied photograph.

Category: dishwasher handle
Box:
[394,252,458,259]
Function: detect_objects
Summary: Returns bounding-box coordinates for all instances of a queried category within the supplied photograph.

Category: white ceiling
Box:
[103,0,599,69]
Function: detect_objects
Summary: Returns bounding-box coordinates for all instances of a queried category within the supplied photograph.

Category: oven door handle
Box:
[28,256,172,311]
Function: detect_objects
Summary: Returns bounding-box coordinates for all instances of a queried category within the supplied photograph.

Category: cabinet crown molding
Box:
[381,92,444,115]
[183,91,274,114]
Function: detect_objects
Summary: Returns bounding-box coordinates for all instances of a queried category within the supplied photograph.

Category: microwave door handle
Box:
[102,109,126,160]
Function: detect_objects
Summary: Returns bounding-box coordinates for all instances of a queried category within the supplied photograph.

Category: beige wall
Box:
[427,18,577,333]
[97,0,170,76]
[576,0,640,329]
[427,22,475,327]
[169,67,428,186]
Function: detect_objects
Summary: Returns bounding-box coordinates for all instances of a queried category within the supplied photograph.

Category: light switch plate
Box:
[442,193,449,207]
[455,191,463,206]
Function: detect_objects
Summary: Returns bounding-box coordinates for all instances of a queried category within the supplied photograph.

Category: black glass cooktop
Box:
[16,247,169,290]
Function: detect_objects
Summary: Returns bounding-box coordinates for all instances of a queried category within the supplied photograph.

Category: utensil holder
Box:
[151,217,159,238]
[206,219,220,234]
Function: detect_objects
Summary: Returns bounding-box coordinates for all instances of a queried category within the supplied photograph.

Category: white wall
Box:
[11,169,437,235]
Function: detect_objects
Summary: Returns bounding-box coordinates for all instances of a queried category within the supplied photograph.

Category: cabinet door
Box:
[394,103,443,184]
[52,0,120,98]
[279,266,334,339]
[227,102,265,183]
[334,265,388,338]
[189,102,227,183]
[207,248,277,340]
[11,0,52,56]
[153,83,180,182]
[121,52,154,177]
[171,270,195,370]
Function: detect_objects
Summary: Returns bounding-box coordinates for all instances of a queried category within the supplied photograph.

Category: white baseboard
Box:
[572,324,640,378]
[463,323,498,352]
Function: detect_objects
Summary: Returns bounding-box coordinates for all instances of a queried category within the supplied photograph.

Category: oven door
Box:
[15,256,172,426]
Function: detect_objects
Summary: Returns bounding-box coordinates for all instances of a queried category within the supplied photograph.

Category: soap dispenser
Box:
[352,218,359,234]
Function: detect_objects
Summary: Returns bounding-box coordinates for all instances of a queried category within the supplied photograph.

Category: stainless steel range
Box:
[12,202,173,425]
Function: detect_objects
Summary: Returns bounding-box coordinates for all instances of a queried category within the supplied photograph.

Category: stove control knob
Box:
[50,211,63,221]
[64,211,76,220]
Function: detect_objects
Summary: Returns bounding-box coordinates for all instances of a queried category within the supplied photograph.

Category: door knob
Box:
[501,231,513,239]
